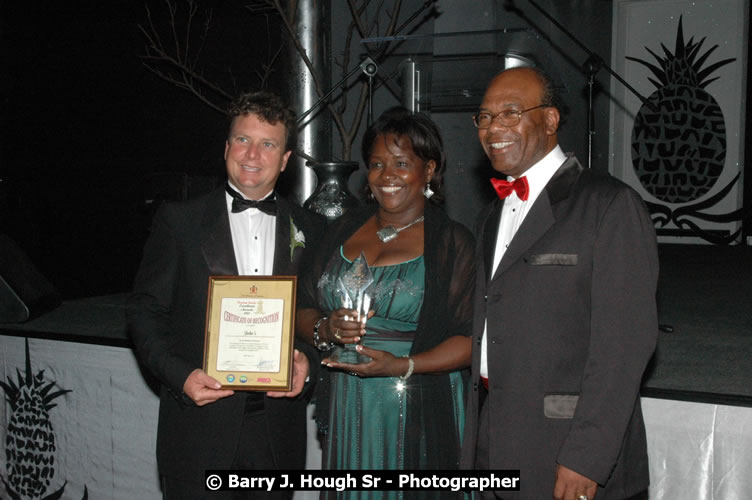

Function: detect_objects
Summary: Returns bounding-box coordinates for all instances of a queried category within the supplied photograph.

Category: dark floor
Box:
[642,243,752,406]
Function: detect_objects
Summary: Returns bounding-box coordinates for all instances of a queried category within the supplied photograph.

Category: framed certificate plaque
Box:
[203,276,296,391]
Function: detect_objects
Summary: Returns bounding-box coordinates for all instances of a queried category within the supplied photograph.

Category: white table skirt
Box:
[643,397,752,500]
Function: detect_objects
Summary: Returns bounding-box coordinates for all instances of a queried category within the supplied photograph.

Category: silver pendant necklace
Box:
[376,215,425,243]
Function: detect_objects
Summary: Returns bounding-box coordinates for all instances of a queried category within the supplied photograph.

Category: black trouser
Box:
[162,408,291,500]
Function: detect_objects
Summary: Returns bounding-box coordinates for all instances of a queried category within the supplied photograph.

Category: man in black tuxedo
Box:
[460,67,658,500]
[128,91,326,499]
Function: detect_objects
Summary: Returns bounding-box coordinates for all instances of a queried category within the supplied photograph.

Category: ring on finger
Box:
[334,328,342,340]
[577,495,588,500]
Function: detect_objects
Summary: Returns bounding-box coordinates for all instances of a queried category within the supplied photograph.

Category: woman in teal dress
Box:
[297,108,476,499]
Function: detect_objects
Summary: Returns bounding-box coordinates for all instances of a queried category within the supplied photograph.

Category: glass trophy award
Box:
[328,251,373,364]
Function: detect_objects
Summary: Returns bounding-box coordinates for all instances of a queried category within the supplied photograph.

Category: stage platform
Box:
[643,243,752,407]
[0,293,130,346]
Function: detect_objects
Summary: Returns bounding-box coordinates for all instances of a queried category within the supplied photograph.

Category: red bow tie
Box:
[490,176,529,201]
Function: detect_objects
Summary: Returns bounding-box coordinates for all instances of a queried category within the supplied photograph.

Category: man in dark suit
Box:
[460,67,658,500]
[128,90,326,499]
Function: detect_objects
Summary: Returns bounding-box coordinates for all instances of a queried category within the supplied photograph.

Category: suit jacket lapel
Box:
[493,192,555,279]
[483,199,503,283]
[201,188,238,276]
[491,157,583,281]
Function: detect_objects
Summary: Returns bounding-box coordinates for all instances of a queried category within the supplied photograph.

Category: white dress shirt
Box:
[226,184,276,275]
[480,145,567,378]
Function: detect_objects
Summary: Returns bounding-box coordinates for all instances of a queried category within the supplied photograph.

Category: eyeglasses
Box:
[472,104,550,129]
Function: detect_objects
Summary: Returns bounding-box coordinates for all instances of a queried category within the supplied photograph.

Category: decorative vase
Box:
[303,161,360,220]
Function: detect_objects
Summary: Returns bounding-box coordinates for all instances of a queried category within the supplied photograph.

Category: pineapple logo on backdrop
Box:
[628,16,734,203]
[627,16,740,243]
[1,339,87,500]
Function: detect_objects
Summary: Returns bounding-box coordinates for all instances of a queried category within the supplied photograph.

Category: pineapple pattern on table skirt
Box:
[1,338,87,500]
[626,15,742,244]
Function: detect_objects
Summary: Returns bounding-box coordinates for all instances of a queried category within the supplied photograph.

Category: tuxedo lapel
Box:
[272,196,292,275]
[201,188,238,276]
[491,157,583,281]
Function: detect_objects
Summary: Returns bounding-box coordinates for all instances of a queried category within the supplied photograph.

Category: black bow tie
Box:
[226,184,277,215]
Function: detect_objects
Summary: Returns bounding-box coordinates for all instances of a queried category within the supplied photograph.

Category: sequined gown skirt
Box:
[317,249,466,500]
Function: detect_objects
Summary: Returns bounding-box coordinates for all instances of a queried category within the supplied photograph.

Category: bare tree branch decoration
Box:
[139,0,281,115]
[139,0,436,160]
[265,0,414,160]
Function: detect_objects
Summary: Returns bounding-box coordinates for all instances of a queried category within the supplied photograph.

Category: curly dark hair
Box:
[227,90,297,152]
[361,106,446,203]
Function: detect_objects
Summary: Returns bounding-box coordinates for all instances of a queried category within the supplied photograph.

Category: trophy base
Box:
[328,345,372,365]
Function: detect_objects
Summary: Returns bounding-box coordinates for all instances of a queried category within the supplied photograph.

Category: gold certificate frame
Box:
[203,276,296,391]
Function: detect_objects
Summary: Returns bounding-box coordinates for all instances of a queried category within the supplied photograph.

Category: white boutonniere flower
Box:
[290,217,305,259]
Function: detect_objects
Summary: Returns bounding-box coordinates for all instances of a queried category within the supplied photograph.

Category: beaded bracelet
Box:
[313,316,335,351]
[400,355,415,380]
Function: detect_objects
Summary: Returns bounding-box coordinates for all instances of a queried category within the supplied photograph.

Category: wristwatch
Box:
[313,316,335,351]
